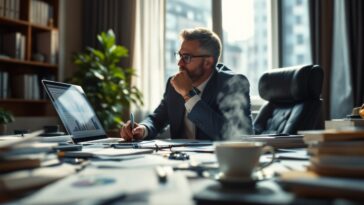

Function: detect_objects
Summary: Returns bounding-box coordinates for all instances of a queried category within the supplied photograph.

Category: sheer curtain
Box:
[131,0,165,121]
[330,0,353,119]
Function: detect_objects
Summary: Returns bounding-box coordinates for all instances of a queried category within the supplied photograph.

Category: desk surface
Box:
[0,142,361,205]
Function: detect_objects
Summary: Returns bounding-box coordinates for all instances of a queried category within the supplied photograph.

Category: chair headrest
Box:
[258,65,323,103]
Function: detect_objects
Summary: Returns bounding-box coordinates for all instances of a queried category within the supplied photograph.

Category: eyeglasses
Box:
[174,52,211,64]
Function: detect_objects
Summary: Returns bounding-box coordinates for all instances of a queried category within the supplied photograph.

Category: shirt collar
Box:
[196,72,213,94]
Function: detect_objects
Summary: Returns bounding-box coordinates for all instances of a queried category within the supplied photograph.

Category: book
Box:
[0,142,57,156]
[2,32,23,59]
[325,119,364,130]
[299,130,364,143]
[11,74,40,99]
[310,155,364,167]
[0,154,44,173]
[307,163,364,178]
[245,135,305,148]
[36,30,58,64]
[279,171,364,200]
[0,152,60,173]
[0,130,44,151]
[308,145,364,156]
[307,153,364,178]
[0,163,76,193]
[30,0,52,26]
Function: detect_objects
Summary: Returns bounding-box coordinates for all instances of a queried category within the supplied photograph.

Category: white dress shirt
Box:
[183,74,213,139]
[142,74,213,139]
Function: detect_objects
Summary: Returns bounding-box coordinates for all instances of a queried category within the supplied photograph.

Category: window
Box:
[164,0,212,83]
[280,0,312,67]
[164,0,312,102]
[222,0,270,97]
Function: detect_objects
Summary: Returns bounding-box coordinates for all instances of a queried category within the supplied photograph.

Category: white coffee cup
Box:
[214,141,275,179]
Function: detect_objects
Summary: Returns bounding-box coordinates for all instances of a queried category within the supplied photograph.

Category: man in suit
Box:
[120,27,253,141]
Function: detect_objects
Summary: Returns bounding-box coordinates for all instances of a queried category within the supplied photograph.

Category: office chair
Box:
[253,65,324,135]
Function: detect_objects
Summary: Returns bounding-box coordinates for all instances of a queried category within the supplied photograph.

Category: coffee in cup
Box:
[214,141,275,179]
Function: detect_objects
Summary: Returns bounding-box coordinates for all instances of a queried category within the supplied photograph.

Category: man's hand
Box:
[120,121,145,141]
[171,70,193,97]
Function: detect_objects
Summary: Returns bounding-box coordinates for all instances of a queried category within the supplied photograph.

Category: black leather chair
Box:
[253,65,324,135]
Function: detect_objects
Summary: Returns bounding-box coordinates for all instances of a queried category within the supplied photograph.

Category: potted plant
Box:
[0,107,14,134]
[69,29,143,131]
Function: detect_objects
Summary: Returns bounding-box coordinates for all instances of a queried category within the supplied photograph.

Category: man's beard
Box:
[179,63,204,82]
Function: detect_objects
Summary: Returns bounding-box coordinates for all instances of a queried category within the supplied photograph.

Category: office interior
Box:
[3,0,363,133]
[1,0,364,204]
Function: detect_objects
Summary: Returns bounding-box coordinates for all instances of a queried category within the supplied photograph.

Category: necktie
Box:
[184,87,200,139]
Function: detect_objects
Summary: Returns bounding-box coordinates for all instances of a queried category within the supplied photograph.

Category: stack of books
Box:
[0,132,76,197]
[278,129,364,200]
[301,129,364,177]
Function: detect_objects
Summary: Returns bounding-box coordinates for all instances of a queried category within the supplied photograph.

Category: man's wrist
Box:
[183,88,197,101]
[140,124,148,138]
[183,95,191,102]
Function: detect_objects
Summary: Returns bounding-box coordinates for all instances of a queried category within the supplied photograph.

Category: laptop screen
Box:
[42,80,107,143]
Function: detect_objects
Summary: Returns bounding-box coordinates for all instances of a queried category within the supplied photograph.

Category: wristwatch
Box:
[186,88,198,98]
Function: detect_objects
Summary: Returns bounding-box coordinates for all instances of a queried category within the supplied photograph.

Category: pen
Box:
[130,112,135,131]
[57,151,94,158]
[130,112,135,141]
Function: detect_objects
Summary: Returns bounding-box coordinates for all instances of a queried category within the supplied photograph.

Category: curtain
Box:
[82,0,136,69]
[345,0,364,107]
[81,0,136,121]
[309,0,334,121]
[330,0,353,119]
[131,0,165,121]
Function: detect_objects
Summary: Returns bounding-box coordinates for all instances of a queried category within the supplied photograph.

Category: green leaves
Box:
[0,108,14,124]
[69,29,143,130]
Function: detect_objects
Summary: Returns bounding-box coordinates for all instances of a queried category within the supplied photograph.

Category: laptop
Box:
[42,80,122,144]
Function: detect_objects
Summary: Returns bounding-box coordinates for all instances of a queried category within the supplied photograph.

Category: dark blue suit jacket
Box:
[141,64,253,140]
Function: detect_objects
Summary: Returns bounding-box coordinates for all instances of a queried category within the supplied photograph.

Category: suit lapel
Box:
[174,94,185,139]
[195,69,218,139]
[201,69,218,104]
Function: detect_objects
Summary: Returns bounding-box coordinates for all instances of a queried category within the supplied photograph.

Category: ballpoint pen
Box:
[130,112,135,141]
[130,112,135,131]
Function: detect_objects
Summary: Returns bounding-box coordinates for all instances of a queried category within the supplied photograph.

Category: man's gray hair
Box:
[180,27,222,65]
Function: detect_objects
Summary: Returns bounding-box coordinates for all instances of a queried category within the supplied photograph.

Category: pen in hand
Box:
[130,112,135,140]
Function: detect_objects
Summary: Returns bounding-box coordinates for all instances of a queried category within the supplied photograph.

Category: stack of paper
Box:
[0,131,71,195]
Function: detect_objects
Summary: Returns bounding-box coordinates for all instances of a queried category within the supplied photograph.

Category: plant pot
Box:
[0,124,7,135]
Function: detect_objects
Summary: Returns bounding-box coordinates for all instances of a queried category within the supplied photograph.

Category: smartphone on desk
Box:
[53,144,83,151]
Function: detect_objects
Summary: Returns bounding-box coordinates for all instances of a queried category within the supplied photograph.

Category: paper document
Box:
[37,135,73,143]
[171,145,214,153]
[137,139,213,148]
[91,154,183,168]
[21,167,160,204]
[0,164,76,193]
[64,147,154,158]
[0,130,44,150]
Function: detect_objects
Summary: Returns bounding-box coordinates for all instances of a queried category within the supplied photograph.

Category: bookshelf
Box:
[0,0,59,116]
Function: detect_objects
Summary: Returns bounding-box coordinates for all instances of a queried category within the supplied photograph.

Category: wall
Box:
[59,0,83,81]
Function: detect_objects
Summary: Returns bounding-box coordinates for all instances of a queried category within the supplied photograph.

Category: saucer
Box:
[215,173,259,187]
